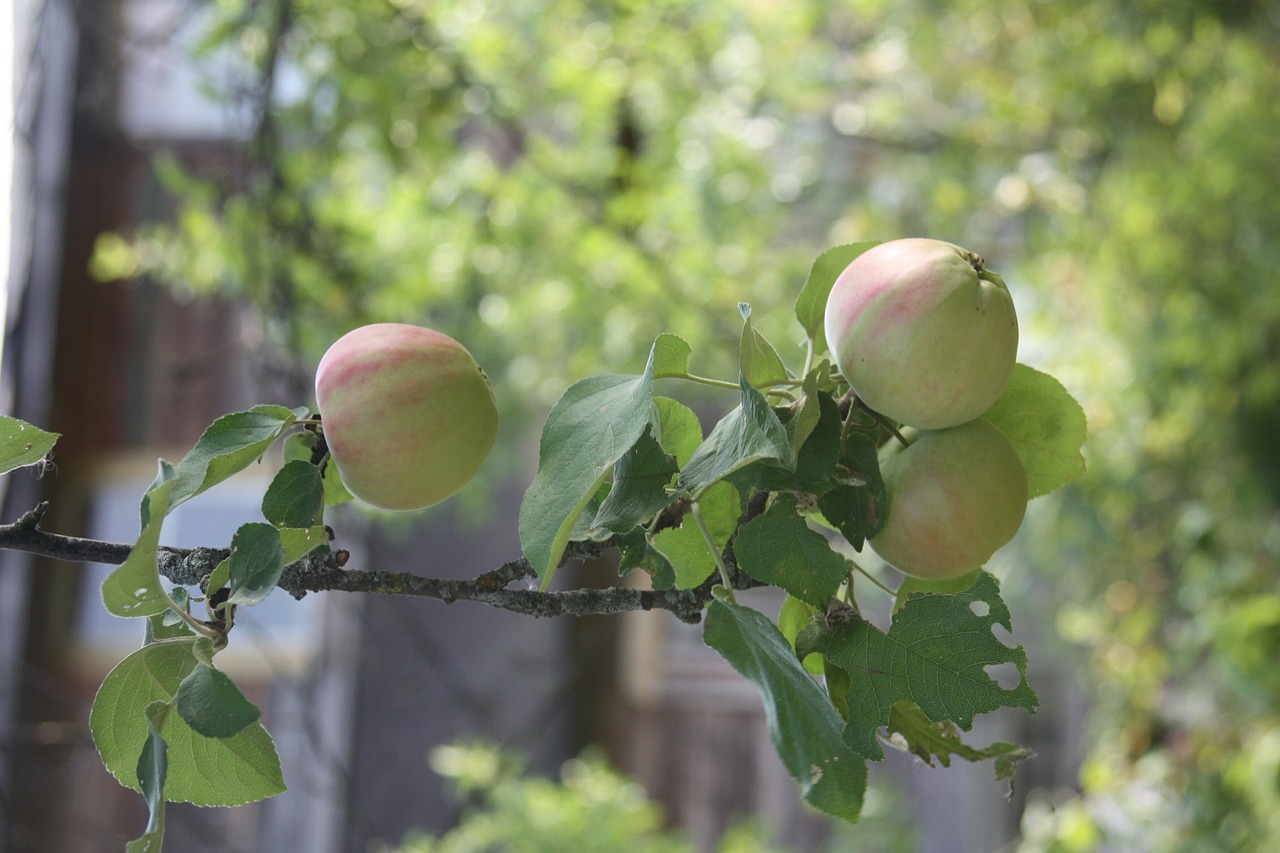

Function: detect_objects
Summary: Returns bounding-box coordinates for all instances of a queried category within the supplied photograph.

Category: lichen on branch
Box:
[0,502,714,624]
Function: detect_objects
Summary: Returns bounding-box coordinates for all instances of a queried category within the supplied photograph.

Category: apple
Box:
[315,323,498,511]
[824,238,1018,429]
[869,419,1027,580]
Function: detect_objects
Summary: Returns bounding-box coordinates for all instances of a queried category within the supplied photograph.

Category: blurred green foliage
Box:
[93,0,1280,847]
[388,741,913,853]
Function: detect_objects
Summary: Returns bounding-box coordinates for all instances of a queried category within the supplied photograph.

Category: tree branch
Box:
[0,503,716,624]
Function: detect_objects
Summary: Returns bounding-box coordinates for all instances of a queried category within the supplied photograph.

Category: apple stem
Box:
[849,559,897,600]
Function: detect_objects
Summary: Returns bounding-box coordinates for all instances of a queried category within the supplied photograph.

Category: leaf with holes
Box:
[886,701,1034,795]
[817,572,1038,760]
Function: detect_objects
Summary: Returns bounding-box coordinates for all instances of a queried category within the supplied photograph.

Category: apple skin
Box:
[869,419,1028,580]
[824,238,1018,429]
[315,323,498,511]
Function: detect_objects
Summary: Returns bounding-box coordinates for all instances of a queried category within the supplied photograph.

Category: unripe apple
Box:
[315,323,498,511]
[824,238,1018,429]
[869,419,1027,580]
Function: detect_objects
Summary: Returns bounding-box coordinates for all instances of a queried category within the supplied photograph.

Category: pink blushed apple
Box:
[315,323,498,511]
[824,238,1018,429]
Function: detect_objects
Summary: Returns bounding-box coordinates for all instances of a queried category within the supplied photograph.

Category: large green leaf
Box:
[0,416,59,476]
[102,464,178,618]
[678,377,792,497]
[793,242,878,355]
[704,596,866,824]
[982,364,1088,498]
[519,346,657,585]
[90,639,284,806]
[734,496,849,608]
[821,572,1038,760]
[170,405,304,510]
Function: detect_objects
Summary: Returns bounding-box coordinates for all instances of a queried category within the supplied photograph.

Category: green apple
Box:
[870,419,1027,580]
[315,323,498,511]
[824,238,1018,429]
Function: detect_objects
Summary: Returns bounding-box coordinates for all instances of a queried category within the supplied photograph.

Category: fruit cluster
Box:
[824,238,1028,580]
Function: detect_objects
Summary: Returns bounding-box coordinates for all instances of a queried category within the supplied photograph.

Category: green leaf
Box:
[0,416,59,476]
[170,405,301,510]
[205,558,230,598]
[90,639,286,806]
[176,660,262,739]
[591,428,679,533]
[282,430,317,464]
[102,465,178,618]
[653,396,703,468]
[615,528,676,588]
[322,459,355,506]
[650,482,740,589]
[704,597,866,823]
[886,701,1034,794]
[734,496,849,608]
[823,573,1038,760]
[981,364,1088,498]
[226,523,285,606]
[651,332,693,379]
[127,701,171,853]
[794,242,878,355]
[146,609,196,645]
[894,570,982,612]
[262,459,325,528]
[738,303,790,387]
[731,389,842,495]
[816,430,887,551]
[519,347,657,586]
[679,377,792,497]
[778,595,825,675]
[278,525,330,564]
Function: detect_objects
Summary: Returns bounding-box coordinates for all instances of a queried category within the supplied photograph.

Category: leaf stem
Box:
[675,372,800,401]
[692,501,734,602]
[161,585,223,642]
